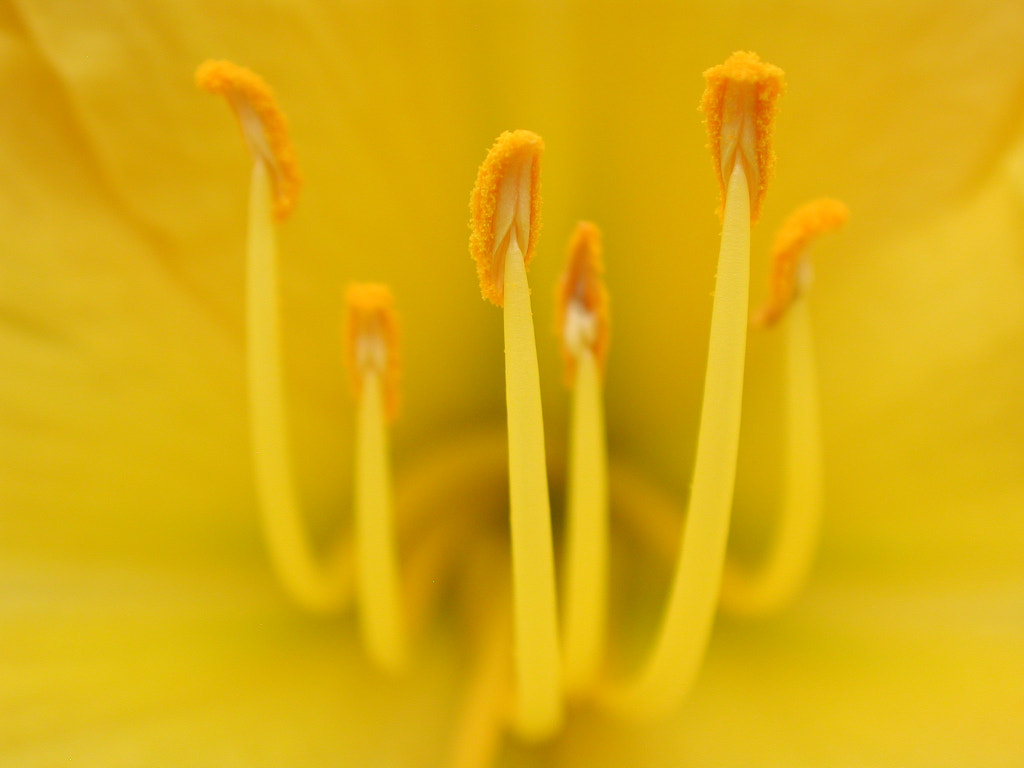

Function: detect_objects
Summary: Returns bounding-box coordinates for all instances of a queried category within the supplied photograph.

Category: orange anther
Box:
[555,221,610,384]
[469,130,544,306]
[345,284,401,421]
[755,199,849,327]
[196,60,302,220]
[700,51,785,223]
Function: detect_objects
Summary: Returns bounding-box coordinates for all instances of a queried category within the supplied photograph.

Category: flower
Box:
[3,1,1024,765]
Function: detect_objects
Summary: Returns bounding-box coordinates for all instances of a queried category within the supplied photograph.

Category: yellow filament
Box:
[605,160,750,718]
[720,296,821,616]
[503,232,563,740]
[246,160,351,614]
[562,348,609,695]
[354,370,406,673]
[205,63,348,613]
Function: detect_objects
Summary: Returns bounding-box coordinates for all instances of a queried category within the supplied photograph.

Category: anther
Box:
[345,284,401,421]
[700,51,785,222]
[469,130,543,306]
[556,221,610,384]
[754,199,849,327]
[196,60,302,220]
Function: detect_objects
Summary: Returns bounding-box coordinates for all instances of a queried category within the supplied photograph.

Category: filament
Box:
[562,347,610,696]
[353,370,406,673]
[503,231,563,740]
[721,291,822,615]
[604,159,751,718]
[246,160,351,613]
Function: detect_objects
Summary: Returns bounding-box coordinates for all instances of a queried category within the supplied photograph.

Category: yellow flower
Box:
[3,1,1024,766]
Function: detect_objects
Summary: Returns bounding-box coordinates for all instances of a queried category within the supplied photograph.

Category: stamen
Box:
[196,59,301,221]
[604,53,781,719]
[556,222,611,696]
[346,284,406,674]
[469,130,562,740]
[700,51,784,222]
[753,199,848,327]
[722,200,847,617]
[198,63,350,614]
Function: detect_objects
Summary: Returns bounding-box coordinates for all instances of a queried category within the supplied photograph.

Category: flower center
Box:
[196,50,850,768]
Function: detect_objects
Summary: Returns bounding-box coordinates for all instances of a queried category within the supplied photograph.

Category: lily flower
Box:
[3,2,1023,766]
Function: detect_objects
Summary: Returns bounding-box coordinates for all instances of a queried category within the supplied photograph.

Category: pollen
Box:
[196,60,302,221]
[345,283,401,421]
[469,130,544,306]
[755,198,849,327]
[700,51,785,223]
[556,221,610,384]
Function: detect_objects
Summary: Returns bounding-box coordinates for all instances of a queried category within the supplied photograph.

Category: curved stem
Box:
[720,297,822,616]
[602,161,750,718]
[247,160,351,614]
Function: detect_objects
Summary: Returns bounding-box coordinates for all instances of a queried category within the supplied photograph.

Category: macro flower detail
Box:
[5,5,1024,767]
[195,50,852,763]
